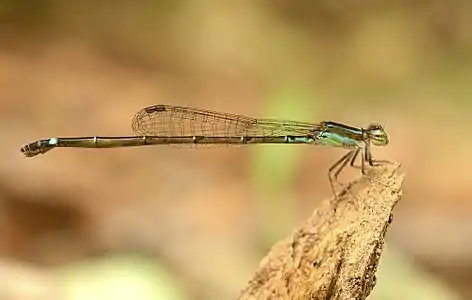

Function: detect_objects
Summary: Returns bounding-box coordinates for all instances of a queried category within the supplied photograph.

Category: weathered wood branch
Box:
[239,163,404,300]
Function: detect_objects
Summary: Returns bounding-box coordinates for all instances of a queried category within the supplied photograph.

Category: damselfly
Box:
[21,104,389,196]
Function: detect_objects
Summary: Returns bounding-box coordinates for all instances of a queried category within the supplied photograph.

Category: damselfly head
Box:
[365,124,388,146]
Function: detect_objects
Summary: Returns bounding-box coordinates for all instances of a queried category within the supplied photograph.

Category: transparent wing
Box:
[131,104,317,147]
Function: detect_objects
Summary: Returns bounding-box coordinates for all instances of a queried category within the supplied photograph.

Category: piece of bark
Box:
[238,163,404,300]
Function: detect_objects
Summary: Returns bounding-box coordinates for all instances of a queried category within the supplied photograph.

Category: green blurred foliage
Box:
[57,254,188,300]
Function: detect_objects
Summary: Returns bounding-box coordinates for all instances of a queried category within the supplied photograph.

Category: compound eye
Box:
[367,124,388,146]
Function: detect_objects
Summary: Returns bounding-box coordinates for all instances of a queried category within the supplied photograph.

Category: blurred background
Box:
[1,1,471,299]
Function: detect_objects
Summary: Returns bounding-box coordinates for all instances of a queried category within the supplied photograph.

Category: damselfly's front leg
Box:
[365,143,392,167]
[349,143,391,171]
[351,144,397,189]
